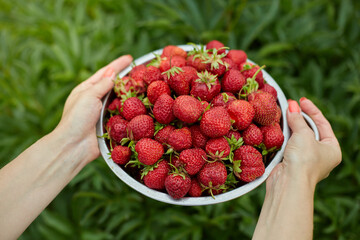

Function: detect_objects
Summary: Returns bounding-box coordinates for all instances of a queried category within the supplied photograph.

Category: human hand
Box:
[54,55,133,164]
[267,97,342,189]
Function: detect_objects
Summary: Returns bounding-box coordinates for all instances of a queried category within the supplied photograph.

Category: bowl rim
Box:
[96,44,291,206]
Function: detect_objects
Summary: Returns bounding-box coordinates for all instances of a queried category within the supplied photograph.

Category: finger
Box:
[299,97,336,141]
[90,67,116,98]
[86,55,133,85]
[286,99,310,133]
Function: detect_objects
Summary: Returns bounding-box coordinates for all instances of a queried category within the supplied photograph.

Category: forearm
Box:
[253,165,316,240]
[0,129,89,239]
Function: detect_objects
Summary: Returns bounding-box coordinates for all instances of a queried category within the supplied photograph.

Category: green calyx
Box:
[187,43,208,60]
[233,160,242,174]
[225,136,244,162]
[239,65,266,99]
[146,53,162,68]
[161,66,184,79]
[194,70,218,90]
[202,47,229,70]
[225,172,239,188]
[140,161,160,179]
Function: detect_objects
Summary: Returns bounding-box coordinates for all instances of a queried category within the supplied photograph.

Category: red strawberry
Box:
[165,173,191,199]
[143,66,161,85]
[129,65,146,93]
[242,123,263,146]
[164,67,192,95]
[261,124,284,150]
[190,70,221,101]
[143,160,170,190]
[109,118,128,142]
[153,94,175,124]
[127,115,154,141]
[223,57,238,70]
[204,52,228,77]
[226,49,247,65]
[200,106,231,138]
[106,115,123,131]
[111,145,131,165]
[249,91,277,126]
[241,63,264,89]
[122,97,147,121]
[167,127,192,152]
[188,178,203,197]
[189,125,208,149]
[135,138,164,165]
[114,76,137,97]
[205,137,231,160]
[186,54,207,71]
[275,105,282,123]
[154,125,175,145]
[221,69,246,94]
[108,98,122,114]
[173,95,202,123]
[179,148,207,175]
[211,92,236,108]
[261,83,277,100]
[159,55,186,73]
[227,100,255,130]
[161,45,187,58]
[198,161,227,188]
[206,40,226,54]
[226,130,242,141]
[233,145,265,182]
[200,101,210,113]
[147,80,171,104]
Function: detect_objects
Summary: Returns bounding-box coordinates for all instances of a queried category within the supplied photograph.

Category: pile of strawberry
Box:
[104,40,284,199]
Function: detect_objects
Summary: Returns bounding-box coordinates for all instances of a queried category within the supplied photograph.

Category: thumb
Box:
[286,99,309,133]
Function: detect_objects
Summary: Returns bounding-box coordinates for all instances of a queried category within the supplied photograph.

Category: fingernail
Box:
[103,67,114,78]
[300,97,307,102]
[287,100,301,113]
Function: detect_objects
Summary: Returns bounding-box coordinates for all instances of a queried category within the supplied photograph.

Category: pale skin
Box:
[0,55,341,240]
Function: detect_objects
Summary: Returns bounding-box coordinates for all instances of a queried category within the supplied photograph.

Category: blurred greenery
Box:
[0,0,359,239]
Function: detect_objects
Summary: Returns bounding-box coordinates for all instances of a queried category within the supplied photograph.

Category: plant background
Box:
[0,0,359,239]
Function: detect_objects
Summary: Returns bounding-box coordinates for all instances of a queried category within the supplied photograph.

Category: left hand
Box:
[55,55,133,164]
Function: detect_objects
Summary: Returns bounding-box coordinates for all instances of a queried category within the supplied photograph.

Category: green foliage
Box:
[0,0,359,239]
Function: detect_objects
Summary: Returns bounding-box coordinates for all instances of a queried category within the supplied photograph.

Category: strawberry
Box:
[233,145,265,182]
[225,130,242,141]
[249,91,277,126]
[153,94,175,124]
[261,124,284,150]
[159,55,186,73]
[186,54,207,71]
[206,40,226,54]
[205,137,231,160]
[109,118,128,143]
[129,65,146,93]
[203,48,228,76]
[242,123,263,146]
[147,80,171,104]
[211,92,236,108]
[189,125,208,149]
[261,83,277,100]
[223,57,238,70]
[106,115,123,131]
[167,127,192,152]
[221,69,246,94]
[108,98,122,114]
[190,70,221,101]
[135,138,164,165]
[241,63,264,89]
[163,67,192,95]
[122,97,147,121]
[143,160,170,190]
[200,106,231,138]
[275,105,281,123]
[143,66,161,85]
[161,45,187,58]
[226,49,247,65]
[113,76,136,97]
[154,125,175,145]
[188,178,203,197]
[200,101,210,113]
[198,161,227,189]
[227,100,255,130]
[127,115,154,141]
[165,173,191,199]
[173,95,202,124]
[111,145,131,165]
[179,148,207,175]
